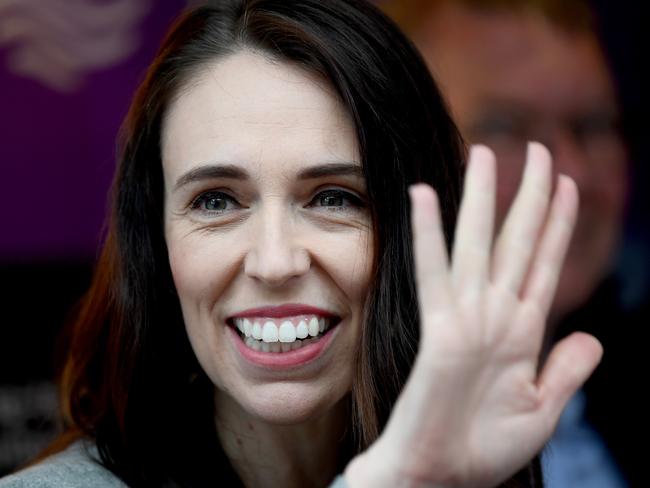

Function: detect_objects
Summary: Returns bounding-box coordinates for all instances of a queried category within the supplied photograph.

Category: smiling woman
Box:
[163,52,373,430]
[0,0,601,487]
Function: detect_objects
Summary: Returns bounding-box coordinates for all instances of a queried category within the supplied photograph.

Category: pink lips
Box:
[229,303,338,319]
[226,303,340,370]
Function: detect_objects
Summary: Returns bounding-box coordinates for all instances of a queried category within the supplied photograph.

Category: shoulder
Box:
[0,440,127,488]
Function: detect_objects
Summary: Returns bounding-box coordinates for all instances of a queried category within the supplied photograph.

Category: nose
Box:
[243,210,310,287]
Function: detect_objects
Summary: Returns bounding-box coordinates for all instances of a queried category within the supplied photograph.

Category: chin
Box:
[230,381,349,425]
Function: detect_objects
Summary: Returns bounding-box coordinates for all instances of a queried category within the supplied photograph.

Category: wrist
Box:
[344,444,450,488]
[344,451,386,487]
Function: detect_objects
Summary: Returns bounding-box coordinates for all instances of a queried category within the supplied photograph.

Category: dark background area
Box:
[0,0,647,476]
[0,0,186,473]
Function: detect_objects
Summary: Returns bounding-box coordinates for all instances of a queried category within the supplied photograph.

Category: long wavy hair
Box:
[44,0,541,486]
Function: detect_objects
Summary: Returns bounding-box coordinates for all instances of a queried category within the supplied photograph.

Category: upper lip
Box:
[228,303,339,320]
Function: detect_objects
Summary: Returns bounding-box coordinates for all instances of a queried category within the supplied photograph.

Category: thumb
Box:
[536,332,603,430]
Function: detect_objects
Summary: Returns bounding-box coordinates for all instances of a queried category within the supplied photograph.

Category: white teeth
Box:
[243,318,252,337]
[279,321,296,343]
[235,314,336,353]
[262,321,279,343]
[235,318,244,333]
[242,335,324,353]
[308,317,319,337]
[252,321,263,340]
[296,320,308,339]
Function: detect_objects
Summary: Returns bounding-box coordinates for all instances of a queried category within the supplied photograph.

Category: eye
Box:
[191,191,240,213]
[479,119,524,140]
[573,114,620,140]
[310,189,364,210]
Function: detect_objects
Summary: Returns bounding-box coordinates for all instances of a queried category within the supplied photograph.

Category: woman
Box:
[0,0,601,486]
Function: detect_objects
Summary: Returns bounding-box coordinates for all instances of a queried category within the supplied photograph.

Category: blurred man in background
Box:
[382,1,641,486]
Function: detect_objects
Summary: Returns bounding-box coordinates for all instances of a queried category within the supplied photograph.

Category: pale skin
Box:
[162,52,602,488]
[346,144,603,487]
[214,393,347,487]
[163,52,369,488]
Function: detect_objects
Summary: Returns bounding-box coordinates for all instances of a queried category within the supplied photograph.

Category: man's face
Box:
[413,4,628,321]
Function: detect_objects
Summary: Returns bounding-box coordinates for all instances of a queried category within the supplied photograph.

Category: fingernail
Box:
[468,143,489,160]
[527,141,550,159]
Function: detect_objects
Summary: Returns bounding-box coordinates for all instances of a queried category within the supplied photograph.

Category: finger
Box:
[536,332,603,431]
[492,142,552,294]
[409,184,453,316]
[523,175,579,315]
[451,145,496,294]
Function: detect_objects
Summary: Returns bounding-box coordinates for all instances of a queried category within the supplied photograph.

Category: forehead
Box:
[415,4,616,119]
[161,50,359,182]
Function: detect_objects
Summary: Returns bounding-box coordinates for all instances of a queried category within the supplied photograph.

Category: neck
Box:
[214,392,349,488]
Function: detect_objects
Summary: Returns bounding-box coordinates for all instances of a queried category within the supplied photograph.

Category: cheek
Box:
[166,234,234,314]
[317,230,374,309]
[583,164,627,244]
[168,241,205,302]
[166,236,238,385]
[586,141,628,214]
[601,168,628,219]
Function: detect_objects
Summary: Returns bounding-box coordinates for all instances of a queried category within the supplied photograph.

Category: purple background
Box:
[0,0,185,262]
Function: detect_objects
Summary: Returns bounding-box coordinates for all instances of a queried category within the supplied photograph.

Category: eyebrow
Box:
[173,164,248,191]
[173,161,363,191]
[297,162,363,180]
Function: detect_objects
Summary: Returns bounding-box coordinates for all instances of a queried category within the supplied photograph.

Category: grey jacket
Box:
[0,441,349,487]
[0,441,126,488]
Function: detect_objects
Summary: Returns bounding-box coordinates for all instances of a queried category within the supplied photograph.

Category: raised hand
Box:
[346,142,603,487]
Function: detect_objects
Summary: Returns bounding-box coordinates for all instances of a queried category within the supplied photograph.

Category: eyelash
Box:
[189,188,365,216]
[190,191,240,214]
[308,189,365,212]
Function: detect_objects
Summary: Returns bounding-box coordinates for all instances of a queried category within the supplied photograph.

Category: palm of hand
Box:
[349,143,602,488]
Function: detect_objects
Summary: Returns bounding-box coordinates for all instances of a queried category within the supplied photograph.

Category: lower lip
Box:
[228,324,338,370]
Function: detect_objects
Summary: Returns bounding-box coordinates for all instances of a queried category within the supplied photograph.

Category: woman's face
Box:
[162,51,373,423]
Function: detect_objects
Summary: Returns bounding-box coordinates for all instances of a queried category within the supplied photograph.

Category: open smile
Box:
[232,315,336,352]
[226,304,342,368]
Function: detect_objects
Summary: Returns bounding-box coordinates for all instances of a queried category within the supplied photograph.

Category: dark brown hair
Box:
[44,0,541,486]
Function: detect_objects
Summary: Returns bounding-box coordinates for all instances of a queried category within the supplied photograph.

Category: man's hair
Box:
[381,0,595,34]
